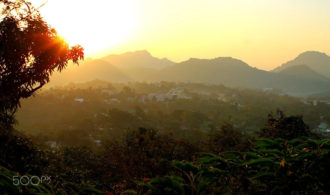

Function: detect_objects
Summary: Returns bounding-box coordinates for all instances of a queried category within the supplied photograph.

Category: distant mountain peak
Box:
[214,56,235,60]
[107,50,152,58]
[181,57,250,70]
[186,57,201,62]
[273,51,330,78]
[296,51,329,59]
[124,50,152,56]
[102,50,174,70]
[213,56,249,65]
[185,56,248,64]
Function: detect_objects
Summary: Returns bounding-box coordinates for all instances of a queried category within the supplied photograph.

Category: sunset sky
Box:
[30,0,330,70]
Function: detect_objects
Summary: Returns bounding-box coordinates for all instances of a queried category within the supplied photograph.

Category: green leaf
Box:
[246,158,275,167]
[173,161,199,173]
[255,139,282,149]
[124,189,137,194]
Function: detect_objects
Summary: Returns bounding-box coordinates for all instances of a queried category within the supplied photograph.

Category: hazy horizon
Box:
[93,49,330,71]
[30,0,330,71]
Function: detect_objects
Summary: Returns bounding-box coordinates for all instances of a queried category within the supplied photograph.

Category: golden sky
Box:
[31,0,330,70]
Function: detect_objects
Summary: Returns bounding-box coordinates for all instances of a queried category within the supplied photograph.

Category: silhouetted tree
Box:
[260,109,310,139]
[0,0,84,127]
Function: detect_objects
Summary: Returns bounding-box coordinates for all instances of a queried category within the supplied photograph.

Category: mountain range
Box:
[49,50,330,97]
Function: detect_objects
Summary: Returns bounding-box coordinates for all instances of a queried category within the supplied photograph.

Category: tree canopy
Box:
[0,0,84,126]
[261,110,311,139]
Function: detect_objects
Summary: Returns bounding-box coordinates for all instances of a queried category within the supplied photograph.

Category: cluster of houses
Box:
[101,87,193,105]
[301,99,318,106]
[301,98,330,107]
[141,88,192,102]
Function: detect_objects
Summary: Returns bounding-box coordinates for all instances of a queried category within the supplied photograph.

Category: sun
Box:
[31,0,138,56]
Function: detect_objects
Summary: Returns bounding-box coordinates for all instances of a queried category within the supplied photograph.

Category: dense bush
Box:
[0,128,47,175]
[137,137,330,194]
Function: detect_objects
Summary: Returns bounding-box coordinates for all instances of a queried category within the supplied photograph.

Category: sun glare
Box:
[28,0,330,69]
[31,0,138,56]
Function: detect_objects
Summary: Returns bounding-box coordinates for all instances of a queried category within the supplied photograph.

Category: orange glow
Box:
[31,0,138,56]
[29,0,330,70]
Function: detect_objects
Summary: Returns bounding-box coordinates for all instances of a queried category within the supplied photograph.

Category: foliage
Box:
[44,146,101,188]
[140,137,330,194]
[206,122,250,153]
[261,110,312,139]
[0,127,47,175]
[3,103,330,194]
[96,128,200,192]
[0,0,84,126]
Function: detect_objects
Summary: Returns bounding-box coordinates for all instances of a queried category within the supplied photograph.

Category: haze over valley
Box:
[49,50,330,97]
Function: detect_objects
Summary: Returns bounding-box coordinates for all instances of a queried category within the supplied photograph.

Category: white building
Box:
[74,98,84,103]
[94,140,101,146]
[168,88,191,99]
[312,100,318,106]
[101,89,118,95]
[104,98,120,104]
